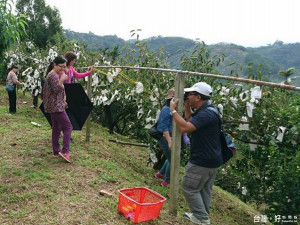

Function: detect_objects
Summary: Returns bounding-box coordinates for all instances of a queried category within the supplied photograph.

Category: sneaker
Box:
[183,212,210,225]
[155,172,164,179]
[59,152,71,163]
[161,180,170,187]
[53,152,60,157]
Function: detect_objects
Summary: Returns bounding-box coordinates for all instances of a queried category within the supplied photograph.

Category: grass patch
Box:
[0,86,266,224]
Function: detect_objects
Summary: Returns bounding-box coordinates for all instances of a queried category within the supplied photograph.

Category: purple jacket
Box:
[43,71,66,113]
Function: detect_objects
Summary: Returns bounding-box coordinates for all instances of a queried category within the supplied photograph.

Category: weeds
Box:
[0,87,264,224]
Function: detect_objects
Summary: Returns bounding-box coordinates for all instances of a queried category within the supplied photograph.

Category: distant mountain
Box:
[64,30,300,85]
[64,30,126,50]
[209,43,284,81]
[255,41,300,68]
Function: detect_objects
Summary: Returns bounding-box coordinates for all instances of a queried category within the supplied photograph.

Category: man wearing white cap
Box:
[170,82,222,225]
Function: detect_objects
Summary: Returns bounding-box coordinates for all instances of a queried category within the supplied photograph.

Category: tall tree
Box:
[0,0,27,79]
[279,67,295,84]
[16,0,64,48]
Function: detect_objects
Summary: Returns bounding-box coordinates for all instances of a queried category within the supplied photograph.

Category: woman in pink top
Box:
[59,51,94,143]
[63,51,94,83]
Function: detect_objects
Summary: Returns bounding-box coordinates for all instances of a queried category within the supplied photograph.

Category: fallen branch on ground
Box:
[109,139,149,148]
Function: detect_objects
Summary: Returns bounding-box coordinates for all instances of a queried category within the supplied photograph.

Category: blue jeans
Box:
[158,136,171,183]
[50,111,72,154]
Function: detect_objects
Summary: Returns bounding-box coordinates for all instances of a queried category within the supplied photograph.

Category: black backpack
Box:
[207,106,236,164]
[148,122,163,140]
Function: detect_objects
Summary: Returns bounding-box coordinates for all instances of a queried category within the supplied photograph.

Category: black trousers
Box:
[32,88,39,107]
[33,95,38,107]
[7,88,17,113]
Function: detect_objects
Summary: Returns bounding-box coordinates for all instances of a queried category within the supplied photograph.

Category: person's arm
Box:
[59,74,67,88]
[71,66,94,79]
[184,101,193,121]
[170,98,196,133]
[163,130,172,150]
[49,73,66,92]
[13,73,24,86]
[158,107,173,150]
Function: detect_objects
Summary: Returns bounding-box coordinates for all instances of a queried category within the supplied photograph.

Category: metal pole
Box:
[85,75,92,142]
[81,65,300,92]
[169,73,185,215]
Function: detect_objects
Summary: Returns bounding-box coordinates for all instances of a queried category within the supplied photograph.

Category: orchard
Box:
[4,38,300,220]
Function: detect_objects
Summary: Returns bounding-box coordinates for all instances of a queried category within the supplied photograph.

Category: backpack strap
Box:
[206,106,223,127]
[207,106,236,151]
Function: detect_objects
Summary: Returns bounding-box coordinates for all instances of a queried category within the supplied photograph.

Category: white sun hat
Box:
[184,82,212,97]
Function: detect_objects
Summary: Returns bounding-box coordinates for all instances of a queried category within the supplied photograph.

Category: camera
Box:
[184,92,188,101]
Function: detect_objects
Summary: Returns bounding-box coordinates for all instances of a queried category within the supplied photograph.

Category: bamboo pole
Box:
[81,65,300,92]
[108,139,149,148]
[85,75,92,142]
[169,73,185,215]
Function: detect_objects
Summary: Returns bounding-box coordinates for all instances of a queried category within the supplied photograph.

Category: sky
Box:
[44,0,300,47]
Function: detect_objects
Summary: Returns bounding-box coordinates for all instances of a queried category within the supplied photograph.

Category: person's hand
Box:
[168,140,172,151]
[89,66,94,73]
[60,72,68,82]
[65,103,68,109]
[184,98,190,107]
[170,98,179,111]
[183,133,190,145]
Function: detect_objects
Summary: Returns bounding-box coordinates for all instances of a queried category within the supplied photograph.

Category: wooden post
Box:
[86,75,92,142]
[169,73,185,215]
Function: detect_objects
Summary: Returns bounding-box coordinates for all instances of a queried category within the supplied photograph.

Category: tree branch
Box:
[109,139,149,148]
[223,120,252,124]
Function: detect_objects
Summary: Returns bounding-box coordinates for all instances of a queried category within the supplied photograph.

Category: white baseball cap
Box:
[184,82,212,97]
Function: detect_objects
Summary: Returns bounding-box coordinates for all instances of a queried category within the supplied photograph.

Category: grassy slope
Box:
[0,86,264,225]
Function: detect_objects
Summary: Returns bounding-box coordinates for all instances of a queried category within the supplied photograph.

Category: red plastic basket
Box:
[118,187,166,223]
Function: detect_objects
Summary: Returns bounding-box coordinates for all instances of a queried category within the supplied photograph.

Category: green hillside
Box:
[255,41,300,68]
[64,29,126,50]
[0,86,266,224]
[209,44,283,81]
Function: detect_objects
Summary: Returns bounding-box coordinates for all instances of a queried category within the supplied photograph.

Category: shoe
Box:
[155,172,164,179]
[201,220,210,225]
[53,152,59,157]
[59,152,71,163]
[183,212,210,225]
[161,180,170,187]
